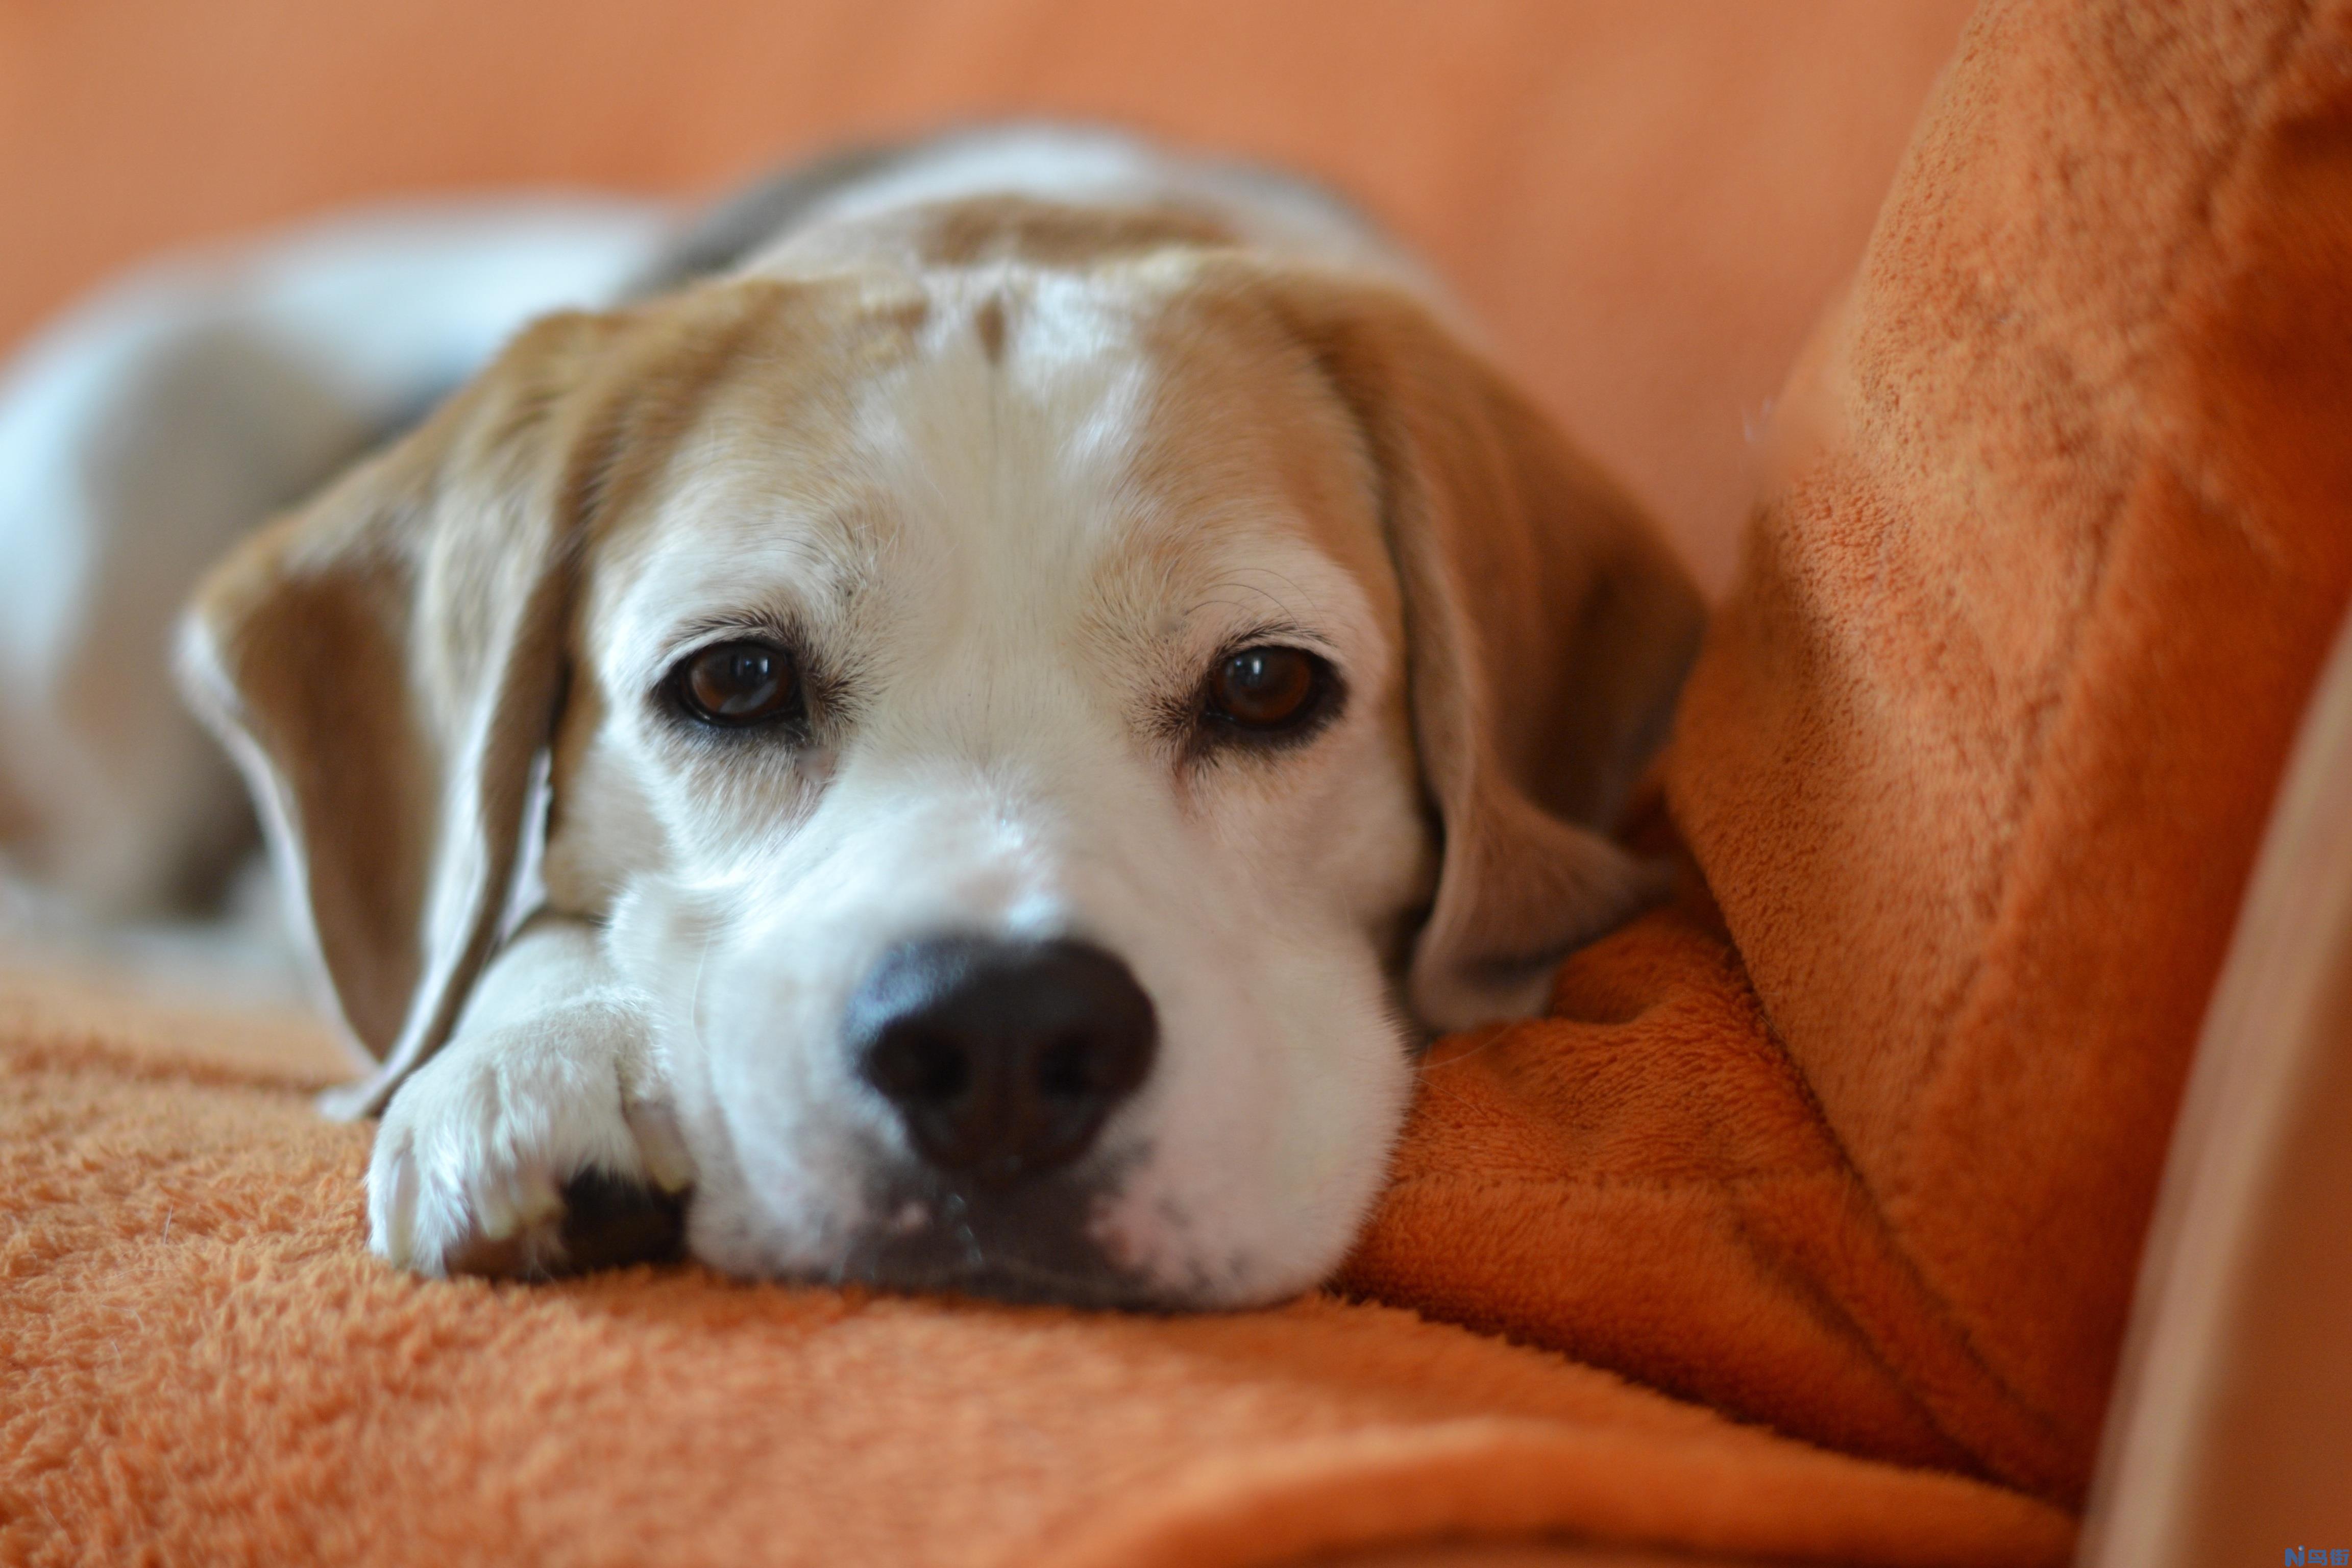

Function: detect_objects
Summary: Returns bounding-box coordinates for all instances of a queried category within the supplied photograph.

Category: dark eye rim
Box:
[660,635,808,733]
[1195,641,1344,749]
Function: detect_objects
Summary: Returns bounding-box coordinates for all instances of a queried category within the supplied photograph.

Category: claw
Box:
[379,1152,421,1270]
[514,1167,566,1228]
[474,1181,523,1242]
[627,1100,699,1195]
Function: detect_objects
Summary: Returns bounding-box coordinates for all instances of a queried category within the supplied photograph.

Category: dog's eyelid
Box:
[1210,621,1343,666]
[646,614,818,700]
[658,612,801,666]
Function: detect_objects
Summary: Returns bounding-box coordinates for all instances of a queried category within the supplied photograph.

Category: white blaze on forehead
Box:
[856,271,1154,640]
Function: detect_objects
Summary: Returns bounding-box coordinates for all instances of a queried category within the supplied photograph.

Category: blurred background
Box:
[0,0,1975,595]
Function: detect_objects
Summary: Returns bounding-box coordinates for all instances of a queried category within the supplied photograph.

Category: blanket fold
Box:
[1341,893,2074,1494]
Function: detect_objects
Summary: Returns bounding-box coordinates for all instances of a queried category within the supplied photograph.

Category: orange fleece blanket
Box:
[7,0,2350,1562]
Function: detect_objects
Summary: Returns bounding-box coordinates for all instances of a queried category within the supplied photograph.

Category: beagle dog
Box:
[17,128,1704,1304]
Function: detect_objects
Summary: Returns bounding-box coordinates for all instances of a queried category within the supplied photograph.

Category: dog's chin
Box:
[832,1169,1174,1310]
[673,1138,1298,1310]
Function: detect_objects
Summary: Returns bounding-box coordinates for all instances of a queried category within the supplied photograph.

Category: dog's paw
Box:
[366,996,695,1279]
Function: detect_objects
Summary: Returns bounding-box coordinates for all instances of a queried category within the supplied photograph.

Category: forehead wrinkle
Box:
[873,268,1395,695]
[608,487,893,684]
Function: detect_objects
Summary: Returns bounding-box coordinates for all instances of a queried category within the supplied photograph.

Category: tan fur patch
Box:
[909,195,1238,268]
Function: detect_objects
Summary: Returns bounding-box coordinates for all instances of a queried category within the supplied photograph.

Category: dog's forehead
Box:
[579,266,1400,670]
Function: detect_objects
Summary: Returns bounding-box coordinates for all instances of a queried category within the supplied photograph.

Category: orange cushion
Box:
[1662,0,2352,1489]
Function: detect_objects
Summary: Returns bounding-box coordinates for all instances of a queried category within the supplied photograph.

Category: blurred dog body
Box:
[3,129,1703,1306]
[0,201,665,992]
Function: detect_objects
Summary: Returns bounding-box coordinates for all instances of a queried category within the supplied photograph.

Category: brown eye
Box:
[673,640,800,727]
[1205,645,1326,733]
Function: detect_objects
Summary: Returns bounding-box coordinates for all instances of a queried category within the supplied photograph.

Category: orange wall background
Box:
[0,0,1974,591]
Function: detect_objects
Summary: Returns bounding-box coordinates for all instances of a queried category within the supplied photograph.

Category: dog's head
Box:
[180,227,1701,1305]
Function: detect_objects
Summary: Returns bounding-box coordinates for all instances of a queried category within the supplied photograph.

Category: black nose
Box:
[848,937,1158,1184]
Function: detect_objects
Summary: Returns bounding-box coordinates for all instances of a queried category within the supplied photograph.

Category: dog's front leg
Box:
[365,914,695,1278]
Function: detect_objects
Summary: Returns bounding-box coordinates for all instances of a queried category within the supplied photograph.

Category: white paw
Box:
[366,995,695,1278]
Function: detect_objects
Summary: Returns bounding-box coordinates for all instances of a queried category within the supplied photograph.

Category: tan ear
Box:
[1271,276,1706,1027]
[177,310,627,1117]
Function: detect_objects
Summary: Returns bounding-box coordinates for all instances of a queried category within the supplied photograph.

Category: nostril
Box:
[870,1029,970,1105]
[1037,1033,1096,1099]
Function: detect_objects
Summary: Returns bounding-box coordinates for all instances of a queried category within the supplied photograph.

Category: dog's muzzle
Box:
[820,936,1167,1304]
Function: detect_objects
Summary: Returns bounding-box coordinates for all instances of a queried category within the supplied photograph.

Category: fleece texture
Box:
[0,967,2072,1568]
[1665,0,2352,1497]
[6,0,2352,1561]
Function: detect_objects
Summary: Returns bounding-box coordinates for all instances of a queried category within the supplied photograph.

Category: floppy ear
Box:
[1273,277,1706,1028]
[177,310,627,1118]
